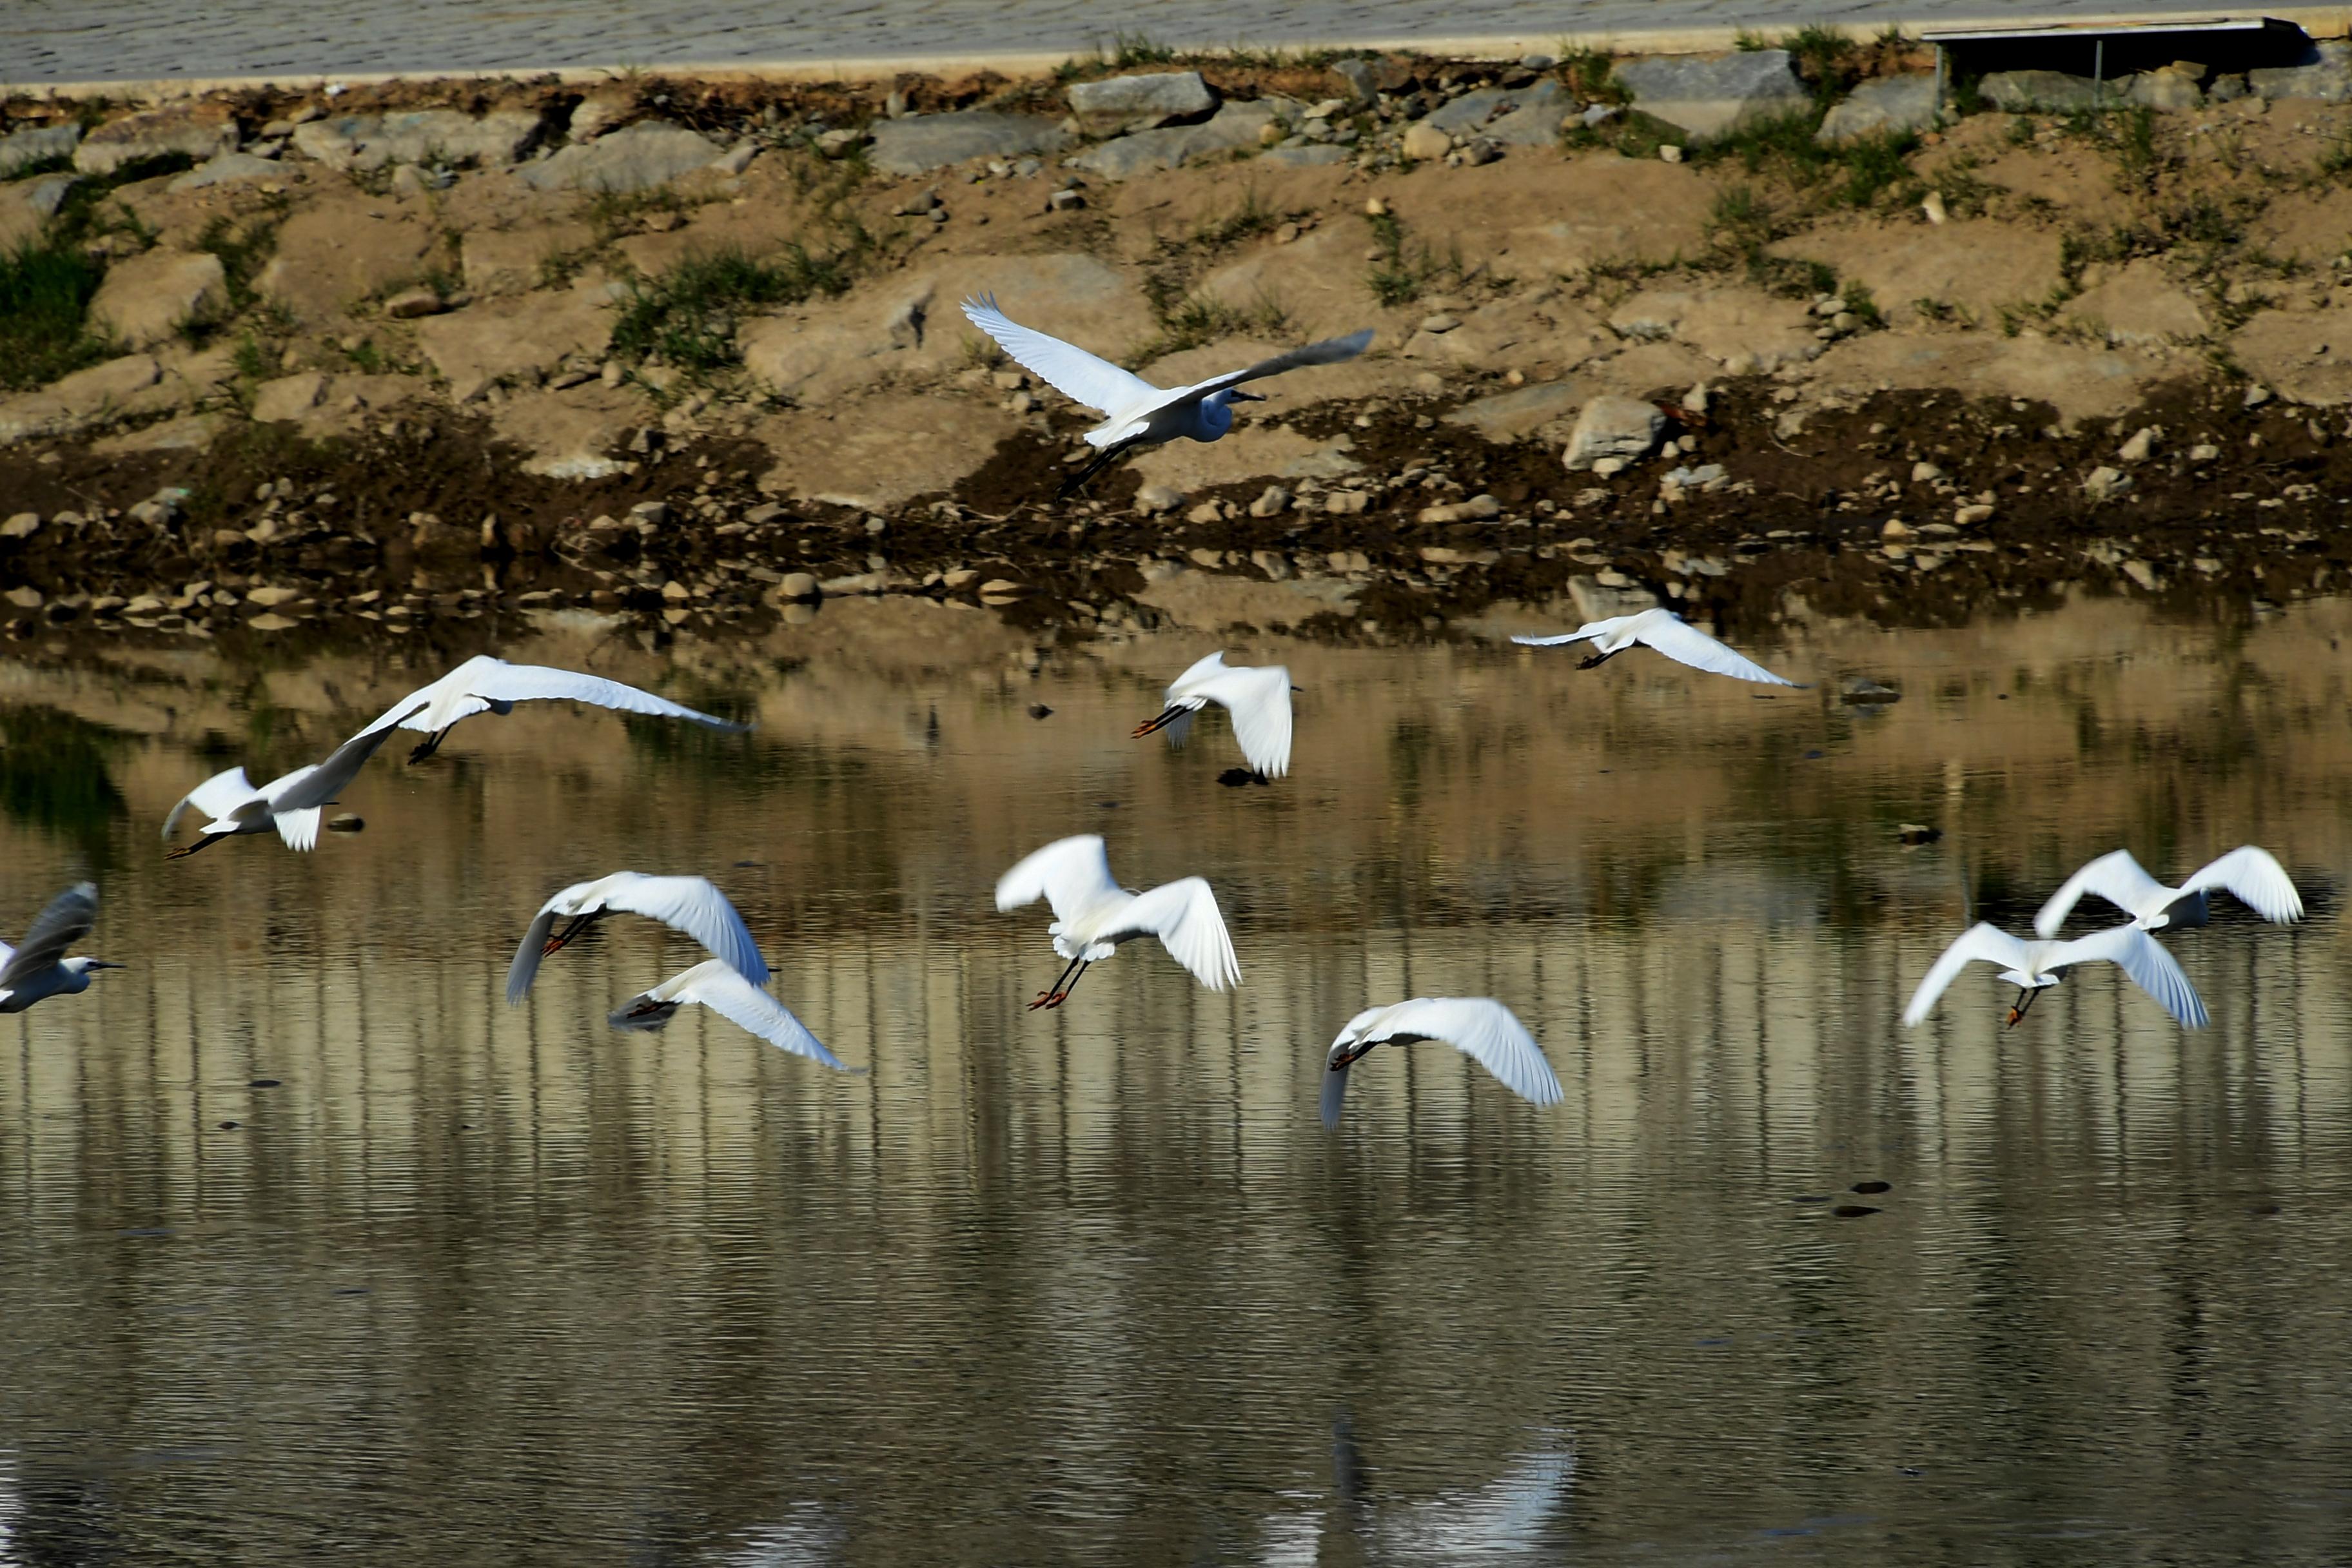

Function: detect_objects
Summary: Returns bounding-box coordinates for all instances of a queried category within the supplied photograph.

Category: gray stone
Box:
[293,108,547,171]
[1428,79,1567,145]
[1066,71,1215,135]
[1981,71,2104,112]
[2124,70,2203,110]
[1614,50,1810,140]
[1401,121,1453,161]
[0,122,80,179]
[1332,58,1381,103]
[1562,395,1665,471]
[1067,102,1277,180]
[23,175,78,217]
[1817,74,1943,143]
[1444,381,1582,440]
[168,151,288,191]
[74,103,239,176]
[867,111,1070,175]
[1260,144,1349,168]
[2251,41,2352,101]
[1134,482,1184,514]
[515,121,723,192]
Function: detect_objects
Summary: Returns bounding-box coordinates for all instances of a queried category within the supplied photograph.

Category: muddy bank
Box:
[1,371,2345,660]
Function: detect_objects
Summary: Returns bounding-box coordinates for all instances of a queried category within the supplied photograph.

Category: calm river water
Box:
[0,588,2347,1565]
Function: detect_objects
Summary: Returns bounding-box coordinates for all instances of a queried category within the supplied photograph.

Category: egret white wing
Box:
[1193,663,1294,778]
[266,725,400,810]
[2180,845,2304,925]
[960,293,1159,415]
[162,767,255,840]
[1114,877,1240,990]
[274,807,323,852]
[1632,613,1799,686]
[2033,848,2173,937]
[1371,997,1562,1106]
[1164,649,1231,698]
[1510,623,1607,649]
[505,906,562,1003]
[672,961,855,1070]
[1168,328,1375,401]
[2051,926,2210,1028]
[1902,923,2031,1027]
[603,874,770,983]
[995,835,1121,925]
[462,662,749,732]
[0,883,97,991]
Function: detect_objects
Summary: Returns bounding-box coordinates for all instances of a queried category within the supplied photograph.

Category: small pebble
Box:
[1850,1180,1892,1195]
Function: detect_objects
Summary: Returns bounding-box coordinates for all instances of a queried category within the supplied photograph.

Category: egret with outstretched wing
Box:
[358,654,749,762]
[162,725,400,858]
[994,834,1239,1010]
[1513,607,1798,687]
[961,293,1371,496]
[1132,651,1295,780]
[607,959,855,1072]
[507,872,768,1003]
[2034,846,2303,937]
[0,883,119,1013]
[1902,921,2208,1030]
[1320,998,1562,1128]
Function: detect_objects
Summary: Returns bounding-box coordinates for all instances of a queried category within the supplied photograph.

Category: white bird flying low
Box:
[505,872,769,1004]
[960,293,1372,496]
[0,883,120,1013]
[1132,650,1295,781]
[162,725,401,858]
[994,834,1240,1011]
[1320,998,1563,1128]
[1902,921,2209,1031]
[607,958,856,1073]
[1512,607,1798,687]
[357,654,750,762]
[2034,846,2303,938]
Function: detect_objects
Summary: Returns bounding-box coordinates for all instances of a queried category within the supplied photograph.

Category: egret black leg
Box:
[1056,439,1139,500]
[164,832,220,861]
[1576,647,1621,671]
[407,727,452,764]
[1044,961,1092,1009]
[1030,954,1084,1010]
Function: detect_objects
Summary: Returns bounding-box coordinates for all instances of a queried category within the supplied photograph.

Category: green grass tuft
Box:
[609,245,865,376]
[0,238,113,391]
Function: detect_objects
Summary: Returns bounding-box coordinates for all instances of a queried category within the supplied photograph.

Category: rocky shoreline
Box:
[6,36,2352,649]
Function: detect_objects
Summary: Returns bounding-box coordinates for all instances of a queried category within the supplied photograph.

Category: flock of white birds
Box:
[0,299,2317,1124]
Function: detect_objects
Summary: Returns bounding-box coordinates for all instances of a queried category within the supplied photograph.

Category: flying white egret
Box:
[357,654,749,762]
[1320,998,1563,1128]
[1902,921,2208,1030]
[994,834,1239,1010]
[960,293,1373,496]
[0,883,119,1013]
[2034,846,2303,938]
[1132,650,1295,781]
[162,725,400,858]
[607,959,856,1072]
[505,872,769,1004]
[1512,607,1798,687]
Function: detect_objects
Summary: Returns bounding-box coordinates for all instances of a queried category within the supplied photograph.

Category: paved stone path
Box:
[0,0,2262,86]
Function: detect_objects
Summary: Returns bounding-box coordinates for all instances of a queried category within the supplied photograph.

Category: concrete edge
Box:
[7,9,2347,100]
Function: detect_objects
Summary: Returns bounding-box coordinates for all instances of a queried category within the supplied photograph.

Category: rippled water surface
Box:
[0,593,2349,1565]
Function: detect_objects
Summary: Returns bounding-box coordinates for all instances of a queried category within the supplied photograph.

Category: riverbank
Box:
[5,38,2352,650]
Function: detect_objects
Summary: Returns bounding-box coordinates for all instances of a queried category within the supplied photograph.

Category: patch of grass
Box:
[1558,47,1627,105]
[1733,29,1770,52]
[1841,277,1885,328]
[1364,208,1459,306]
[1195,189,1281,248]
[1691,110,1920,209]
[0,237,113,391]
[609,244,864,377]
[1779,24,1861,102]
[1130,286,1290,362]
[583,184,694,242]
[2318,130,2352,179]
[1707,182,1780,251]
[1109,32,1178,67]
[5,152,74,181]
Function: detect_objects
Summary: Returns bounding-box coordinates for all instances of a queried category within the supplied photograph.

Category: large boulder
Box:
[2230,306,2352,404]
[1818,74,1942,143]
[0,355,164,444]
[411,288,612,402]
[292,108,548,171]
[516,122,723,193]
[2124,68,2204,110]
[2251,40,2352,101]
[255,199,438,325]
[1562,395,1666,470]
[1066,71,1215,135]
[1614,50,1810,140]
[88,250,228,349]
[0,122,79,179]
[1981,71,2104,111]
[168,152,288,192]
[2060,260,2209,344]
[74,103,239,176]
[867,112,1069,175]
[461,222,594,295]
[1067,103,1277,180]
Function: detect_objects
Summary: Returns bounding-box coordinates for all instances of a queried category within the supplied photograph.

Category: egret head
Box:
[68,957,123,989]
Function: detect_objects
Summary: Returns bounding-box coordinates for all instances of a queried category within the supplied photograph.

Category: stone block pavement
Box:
[0,0,2269,88]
